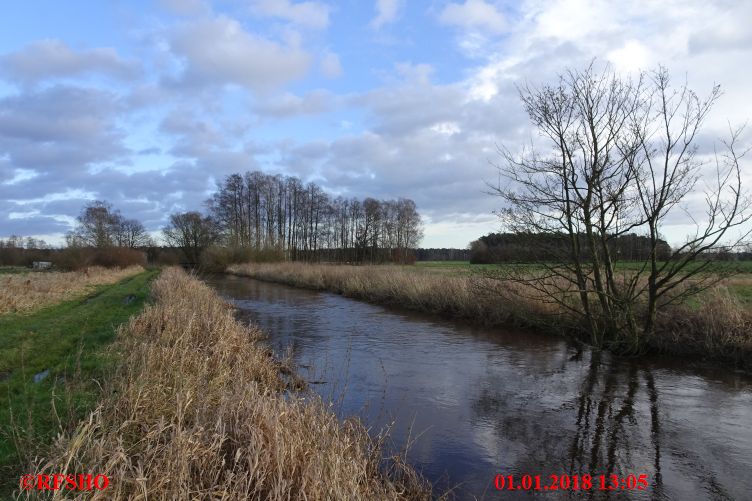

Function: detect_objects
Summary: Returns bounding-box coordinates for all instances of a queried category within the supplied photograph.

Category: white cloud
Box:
[0,40,139,84]
[607,40,651,73]
[371,0,403,29]
[169,15,312,91]
[439,0,507,35]
[252,0,330,29]
[320,51,342,78]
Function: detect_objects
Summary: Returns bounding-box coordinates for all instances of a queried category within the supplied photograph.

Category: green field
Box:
[0,269,158,495]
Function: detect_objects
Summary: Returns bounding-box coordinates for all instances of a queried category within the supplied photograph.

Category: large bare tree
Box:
[490,63,751,350]
[162,211,220,264]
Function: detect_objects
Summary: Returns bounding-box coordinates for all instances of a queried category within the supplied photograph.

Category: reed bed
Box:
[24,267,432,500]
[0,266,144,316]
[228,262,752,366]
[653,286,752,361]
[228,262,560,328]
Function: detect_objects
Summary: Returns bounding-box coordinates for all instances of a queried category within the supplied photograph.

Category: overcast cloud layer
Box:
[1,0,751,247]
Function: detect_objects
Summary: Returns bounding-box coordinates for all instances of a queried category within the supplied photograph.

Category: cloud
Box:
[159,110,227,157]
[168,15,312,91]
[438,0,507,35]
[320,51,342,78]
[0,85,128,171]
[687,2,752,55]
[252,90,335,118]
[0,39,140,84]
[159,0,210,16]
[251,0,330,29]
[370,0,403,29]
[607,40,651,73]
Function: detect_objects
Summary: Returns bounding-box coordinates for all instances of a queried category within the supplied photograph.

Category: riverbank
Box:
[24,268,432,500]
[0,268,158,496]
[227,262,752,368]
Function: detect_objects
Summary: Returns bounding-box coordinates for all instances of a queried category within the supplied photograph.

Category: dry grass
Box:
[228,262,752,366]
[653,286,752,362]
[0,266,144,316]
[23,267,432,500]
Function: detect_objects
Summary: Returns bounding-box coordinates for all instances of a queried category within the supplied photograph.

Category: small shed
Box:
[32,261,52,270]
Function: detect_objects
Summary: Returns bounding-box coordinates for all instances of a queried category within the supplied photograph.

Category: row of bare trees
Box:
[0,236,50,250]
[492,63,751,351]
[207,171,424,263]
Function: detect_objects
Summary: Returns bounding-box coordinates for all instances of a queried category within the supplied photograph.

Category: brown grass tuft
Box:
[0,266,144,316]
[22,267,433,500]
[653,286,752,362]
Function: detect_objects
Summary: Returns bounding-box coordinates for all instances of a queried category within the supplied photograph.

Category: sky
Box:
[0,0,751,248]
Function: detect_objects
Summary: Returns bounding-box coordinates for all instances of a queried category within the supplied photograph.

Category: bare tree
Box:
[490,63,751,350]
[115,218,152,248]
[70,200,121,248]
[162,211,220,263]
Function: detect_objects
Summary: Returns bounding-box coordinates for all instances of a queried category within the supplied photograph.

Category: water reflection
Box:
[207,275,752,500]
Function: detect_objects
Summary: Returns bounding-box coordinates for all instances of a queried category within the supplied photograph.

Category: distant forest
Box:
[469,232,673,264]
[414,248,471,261]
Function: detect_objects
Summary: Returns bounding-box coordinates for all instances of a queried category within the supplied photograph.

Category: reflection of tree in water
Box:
[567,354,660,500]
[471,350,739,500]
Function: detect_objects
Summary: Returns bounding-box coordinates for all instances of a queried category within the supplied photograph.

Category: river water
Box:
[206,274,752,500]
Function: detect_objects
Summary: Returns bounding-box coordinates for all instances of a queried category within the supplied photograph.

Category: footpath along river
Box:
[206,274,752,500]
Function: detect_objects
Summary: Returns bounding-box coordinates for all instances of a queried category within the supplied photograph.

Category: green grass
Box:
[0,266,29,275]
[0,268,159,496]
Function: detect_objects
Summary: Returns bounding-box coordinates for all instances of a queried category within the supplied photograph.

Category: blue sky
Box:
[1,0,751,247]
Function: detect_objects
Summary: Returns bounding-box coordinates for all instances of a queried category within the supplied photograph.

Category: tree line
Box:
[469,232,671,264]
[414,248,471,261]
[203,171,424,263]
[9,170,425,266]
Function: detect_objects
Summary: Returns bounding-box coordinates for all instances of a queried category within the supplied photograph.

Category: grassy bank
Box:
[24,268,432,500]
[227,262,752,367]
[0,268,158,496]
[0,266,144,316]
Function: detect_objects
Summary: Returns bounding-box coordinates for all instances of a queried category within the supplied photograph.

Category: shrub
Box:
[53,247,147,270]
[200,245,285,272]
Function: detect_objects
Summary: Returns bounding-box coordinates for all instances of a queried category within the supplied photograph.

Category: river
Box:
[206,274,752,500]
